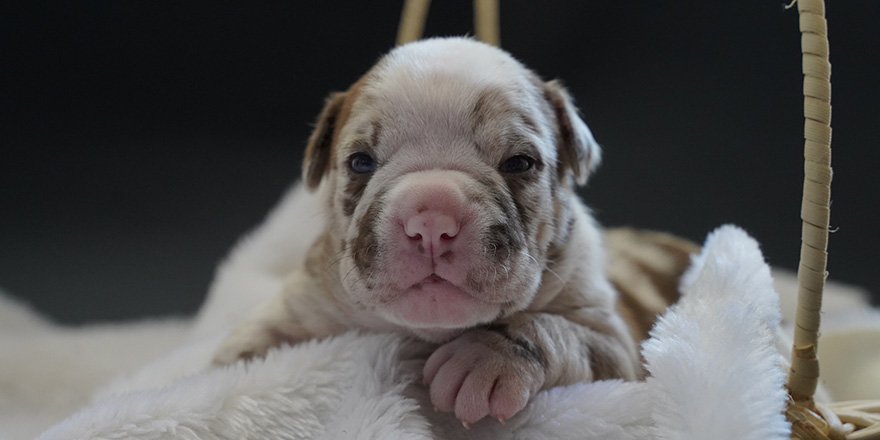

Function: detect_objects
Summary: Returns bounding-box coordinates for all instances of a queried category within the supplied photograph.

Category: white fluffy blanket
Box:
[3,184,878,440]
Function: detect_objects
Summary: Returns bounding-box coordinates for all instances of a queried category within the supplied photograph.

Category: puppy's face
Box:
[303,38,600,339]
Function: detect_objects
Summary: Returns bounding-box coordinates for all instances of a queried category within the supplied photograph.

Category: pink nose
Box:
[404,212,460,257]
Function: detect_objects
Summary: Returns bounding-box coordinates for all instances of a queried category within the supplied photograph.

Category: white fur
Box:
[643,225,790,440]
[359,38,561,166]
[6,200,841,439]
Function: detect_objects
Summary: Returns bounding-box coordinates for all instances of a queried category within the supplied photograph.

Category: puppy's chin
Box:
[377,275,500,333]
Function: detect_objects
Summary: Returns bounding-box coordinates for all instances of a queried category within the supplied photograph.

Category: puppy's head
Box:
[303,38,600,339]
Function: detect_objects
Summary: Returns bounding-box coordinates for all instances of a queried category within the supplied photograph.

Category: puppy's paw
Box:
[211,325,286,366]
[422,329,546,426]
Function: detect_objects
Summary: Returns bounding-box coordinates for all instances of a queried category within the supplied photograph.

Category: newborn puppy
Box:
[214,37,642,425]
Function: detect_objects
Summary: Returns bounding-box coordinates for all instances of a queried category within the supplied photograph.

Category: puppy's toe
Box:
[488,374,532,423]
[427,353,470,412]
[453,370,496,425]
[211,344,252,367]
[211,327,283,367]
[425,330,544,425]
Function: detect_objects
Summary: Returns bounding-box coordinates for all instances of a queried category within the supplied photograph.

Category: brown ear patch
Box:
[303,92,347,189]
[301,75,371,190]
[542,80,600,186]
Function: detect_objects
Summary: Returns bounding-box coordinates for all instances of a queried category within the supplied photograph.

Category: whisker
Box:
[545,267,564,284]
[340,263,360,285]
[326,251,349,270]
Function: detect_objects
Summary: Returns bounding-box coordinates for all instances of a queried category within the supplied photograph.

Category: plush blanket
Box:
[3,184,878,440]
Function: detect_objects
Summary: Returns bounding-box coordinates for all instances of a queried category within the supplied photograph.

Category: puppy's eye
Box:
[349,152,377,174]
[499,155,535,173]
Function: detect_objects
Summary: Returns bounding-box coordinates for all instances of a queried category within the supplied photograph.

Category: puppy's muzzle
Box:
[369,170,503,329]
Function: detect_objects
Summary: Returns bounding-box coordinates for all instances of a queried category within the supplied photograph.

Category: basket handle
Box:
[396,0,500,46]
[786,0,833,407]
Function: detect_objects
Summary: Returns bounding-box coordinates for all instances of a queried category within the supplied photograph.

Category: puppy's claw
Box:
[496,416,506,425]
[462,421,471,430]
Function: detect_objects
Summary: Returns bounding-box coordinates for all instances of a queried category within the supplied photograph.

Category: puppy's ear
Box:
[302,92,347,189]
[542,80,601,186]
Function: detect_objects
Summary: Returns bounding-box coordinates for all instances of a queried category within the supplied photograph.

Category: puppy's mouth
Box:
[412,273,453,289]
[380,273,500,330]
[406,273,477,305]
[407,274,483,303]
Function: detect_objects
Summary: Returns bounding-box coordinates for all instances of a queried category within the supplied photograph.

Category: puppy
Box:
[214,37,647,425]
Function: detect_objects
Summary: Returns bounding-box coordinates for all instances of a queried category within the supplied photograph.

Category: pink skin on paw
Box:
[424,344,470,412]
[423,332,542,425]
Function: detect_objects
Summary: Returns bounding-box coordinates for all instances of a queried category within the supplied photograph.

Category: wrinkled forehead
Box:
[336,41,557,165]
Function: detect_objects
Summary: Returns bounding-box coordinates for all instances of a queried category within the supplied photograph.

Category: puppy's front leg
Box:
[422,309,639,425]
[212,270,347,366]
[212,294,298,365]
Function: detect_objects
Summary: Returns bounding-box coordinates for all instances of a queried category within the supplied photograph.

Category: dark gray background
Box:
[2,1,878,324]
